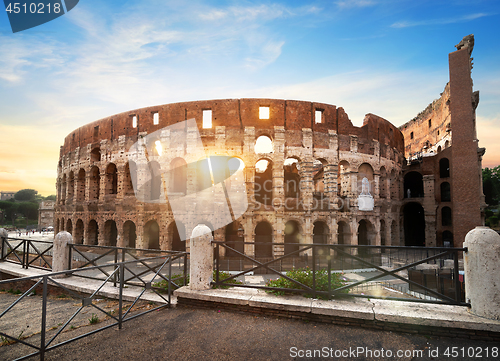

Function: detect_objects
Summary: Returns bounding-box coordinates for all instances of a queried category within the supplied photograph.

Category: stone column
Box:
[0,228,7,259]
[189,225,213,290]
[53,231,73,278]
[464,226,500,320]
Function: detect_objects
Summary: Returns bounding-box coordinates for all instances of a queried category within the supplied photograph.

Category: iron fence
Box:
[0,252,187,361]
[212,242,468,306]
[1,237,53,270]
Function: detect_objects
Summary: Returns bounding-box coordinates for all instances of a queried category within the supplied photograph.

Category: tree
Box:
[44,195,56,201]
[483,166,500,206]
[14,189,38,202]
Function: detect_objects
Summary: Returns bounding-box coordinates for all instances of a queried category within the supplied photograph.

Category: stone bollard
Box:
[0,228,7,260]
[52,231,73,278]
[189,225,213,290]
[464,226,500,320]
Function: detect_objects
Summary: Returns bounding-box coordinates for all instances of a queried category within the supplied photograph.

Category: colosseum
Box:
[54,35,484,254]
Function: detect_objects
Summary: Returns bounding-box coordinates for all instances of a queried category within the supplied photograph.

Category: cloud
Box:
[335,0,377,9]
[391,13,490,28]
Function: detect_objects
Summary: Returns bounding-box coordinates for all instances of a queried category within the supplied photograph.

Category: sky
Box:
[0,0,499,196]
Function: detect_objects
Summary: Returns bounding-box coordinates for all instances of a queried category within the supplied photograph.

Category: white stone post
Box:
[189,225,213,290]
[53,231,73,278]
[0,228,7,259]
[464,226,500,320]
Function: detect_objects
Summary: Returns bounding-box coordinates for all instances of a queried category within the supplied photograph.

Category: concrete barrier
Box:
[464,226,500,320]
[189,225,213,290]
[0,228,7,259]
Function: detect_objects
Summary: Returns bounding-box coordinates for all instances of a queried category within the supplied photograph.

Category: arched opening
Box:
[255,159,273,205]
[391,221,398,246]
[105,163,118,195]
[254,135,273,154]
[338,160,350,196]
[66,219,73,235]
[337,221,350,245]
[88,220,99,245]
[74,219,84,244]
[313,159,327,202]
[442,231,453,247]
[67,171,74,201]
[284,220,301,255]
[358,163,374,194]
[104,220,118,246]
[379,167,387,199]
[170,158,187,193]
[224,221,244,257]
[144,220,160,249]
[442,206,452,226]
[358,219,372,256]
[148,161,162,201]
[404,172,424,198]
[124,161,137,196]
[441,182,451,202]
[90,147,101,162]
[403,203,425,246]
[444,140,450,149]
[169,221,185,252]
[439,158,450,178]
[89,166,100,200]
[313,221,328,244]
[61,218,65,231]
[255,222,273,258]
[77,169,86,202]
[437,146,442,153]
[123,221,137,248]
[284,158,300,198]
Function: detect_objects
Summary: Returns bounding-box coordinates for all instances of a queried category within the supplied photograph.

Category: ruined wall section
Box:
[399,84,452,159]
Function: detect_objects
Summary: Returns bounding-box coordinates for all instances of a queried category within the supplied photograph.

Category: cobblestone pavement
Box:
[2,303,499,361]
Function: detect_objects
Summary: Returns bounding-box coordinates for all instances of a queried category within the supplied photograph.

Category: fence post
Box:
[189,225,213,290]
[0,228,6,260]
[464,226,500,320]
[53,231,73,278]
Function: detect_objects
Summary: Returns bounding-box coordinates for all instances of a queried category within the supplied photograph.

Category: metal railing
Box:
[1,237,53,270]
[0,253,187,361]
[212,242,468,306]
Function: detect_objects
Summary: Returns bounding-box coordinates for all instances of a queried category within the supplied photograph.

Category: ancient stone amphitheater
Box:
[55,99,404,256]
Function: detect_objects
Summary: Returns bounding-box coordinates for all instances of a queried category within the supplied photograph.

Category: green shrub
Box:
[265,267,348,299]
[89,313,99,324]
[152,270,242,292]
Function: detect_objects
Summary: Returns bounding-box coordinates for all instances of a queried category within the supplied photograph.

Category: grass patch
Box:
[88,313,99,325]
[265,267,348,300]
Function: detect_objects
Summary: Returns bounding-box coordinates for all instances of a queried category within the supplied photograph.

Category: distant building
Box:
[0,191,15,201]
[38,201,55,230]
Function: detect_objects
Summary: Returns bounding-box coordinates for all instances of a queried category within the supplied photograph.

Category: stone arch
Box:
[284,220,301,255]
[124,161,137,196]
[170,157,187,193]
[337,220,350,245]
[284,158,300,198]
[144,220,160,249]
[90,147,101,162]
[105,163,118,195]
[254,135,273,154]
[313,221,329,244]
[338,160,350,196]
[77,169,86,201]
[88,220,99,245]
[357,163,374,194]
[440,158,450,178]
[403,202,425,246]
[67,171,75,201]
[442,230,453,247]
[313,159,327,197]
[148,161,162,201]
[442,206,452,226]
[89,166,100,200]
[224,221,244,257]
[104,220,118,246]
[358,219,374,256]
[66,219,73,235]
[404,171,423,198]
[255,221,273,258]
[123,220,137,248]
[255,158,273,205]
[169,221,185,252]
[441,182,451,202]
[74,219,84,244]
